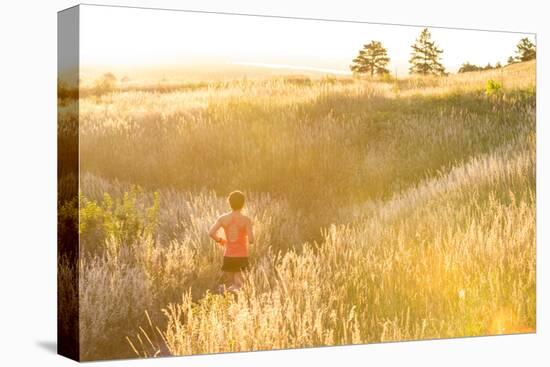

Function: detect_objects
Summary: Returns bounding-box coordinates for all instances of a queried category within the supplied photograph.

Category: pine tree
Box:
[409,28,446,76]
[350,41,390,77]
[514,38,536,62]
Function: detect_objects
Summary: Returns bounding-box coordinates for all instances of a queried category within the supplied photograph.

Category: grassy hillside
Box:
[59,61,536,360]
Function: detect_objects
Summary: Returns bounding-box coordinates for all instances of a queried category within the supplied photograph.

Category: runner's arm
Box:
[247,218,255,244]
[208,217,224,244]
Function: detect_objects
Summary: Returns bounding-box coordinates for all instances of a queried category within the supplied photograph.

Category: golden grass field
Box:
[58,60,535,360]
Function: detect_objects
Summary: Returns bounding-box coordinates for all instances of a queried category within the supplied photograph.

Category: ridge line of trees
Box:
[458,62,502,74]
[350,30,536,77]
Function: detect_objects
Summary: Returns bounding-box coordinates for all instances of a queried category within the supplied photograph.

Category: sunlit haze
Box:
[80,4,535,78]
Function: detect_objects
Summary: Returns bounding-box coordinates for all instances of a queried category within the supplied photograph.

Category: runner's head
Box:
[228,191,245,211]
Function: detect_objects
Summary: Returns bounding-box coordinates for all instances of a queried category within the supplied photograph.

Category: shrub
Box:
[485,79,502,96]
[93,72,117,96]
[79,187,160,254]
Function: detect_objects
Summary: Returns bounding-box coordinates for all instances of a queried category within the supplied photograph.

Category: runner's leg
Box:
[234,271,243,289]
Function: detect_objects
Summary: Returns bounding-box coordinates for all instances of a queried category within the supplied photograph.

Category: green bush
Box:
[485,79,502,96]
[79,187,160,254]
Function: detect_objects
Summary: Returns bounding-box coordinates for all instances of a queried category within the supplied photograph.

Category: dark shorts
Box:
[221,257,249,272]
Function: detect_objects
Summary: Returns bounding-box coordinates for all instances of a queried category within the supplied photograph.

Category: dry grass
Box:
[61,61,536,360]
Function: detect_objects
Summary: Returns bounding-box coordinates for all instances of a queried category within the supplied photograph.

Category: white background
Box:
[0,0,547,365]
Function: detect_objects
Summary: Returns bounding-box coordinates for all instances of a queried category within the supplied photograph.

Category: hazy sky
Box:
[80,4,535,76]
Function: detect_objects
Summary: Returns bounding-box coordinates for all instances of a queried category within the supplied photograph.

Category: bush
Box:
[485,79,502,96]
[93,72,117,96]
[79,187,160,254]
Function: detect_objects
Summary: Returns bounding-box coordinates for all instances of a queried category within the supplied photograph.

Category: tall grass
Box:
[69,61,536,360]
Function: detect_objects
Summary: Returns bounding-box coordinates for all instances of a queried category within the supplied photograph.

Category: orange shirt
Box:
[221,215,249,257]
